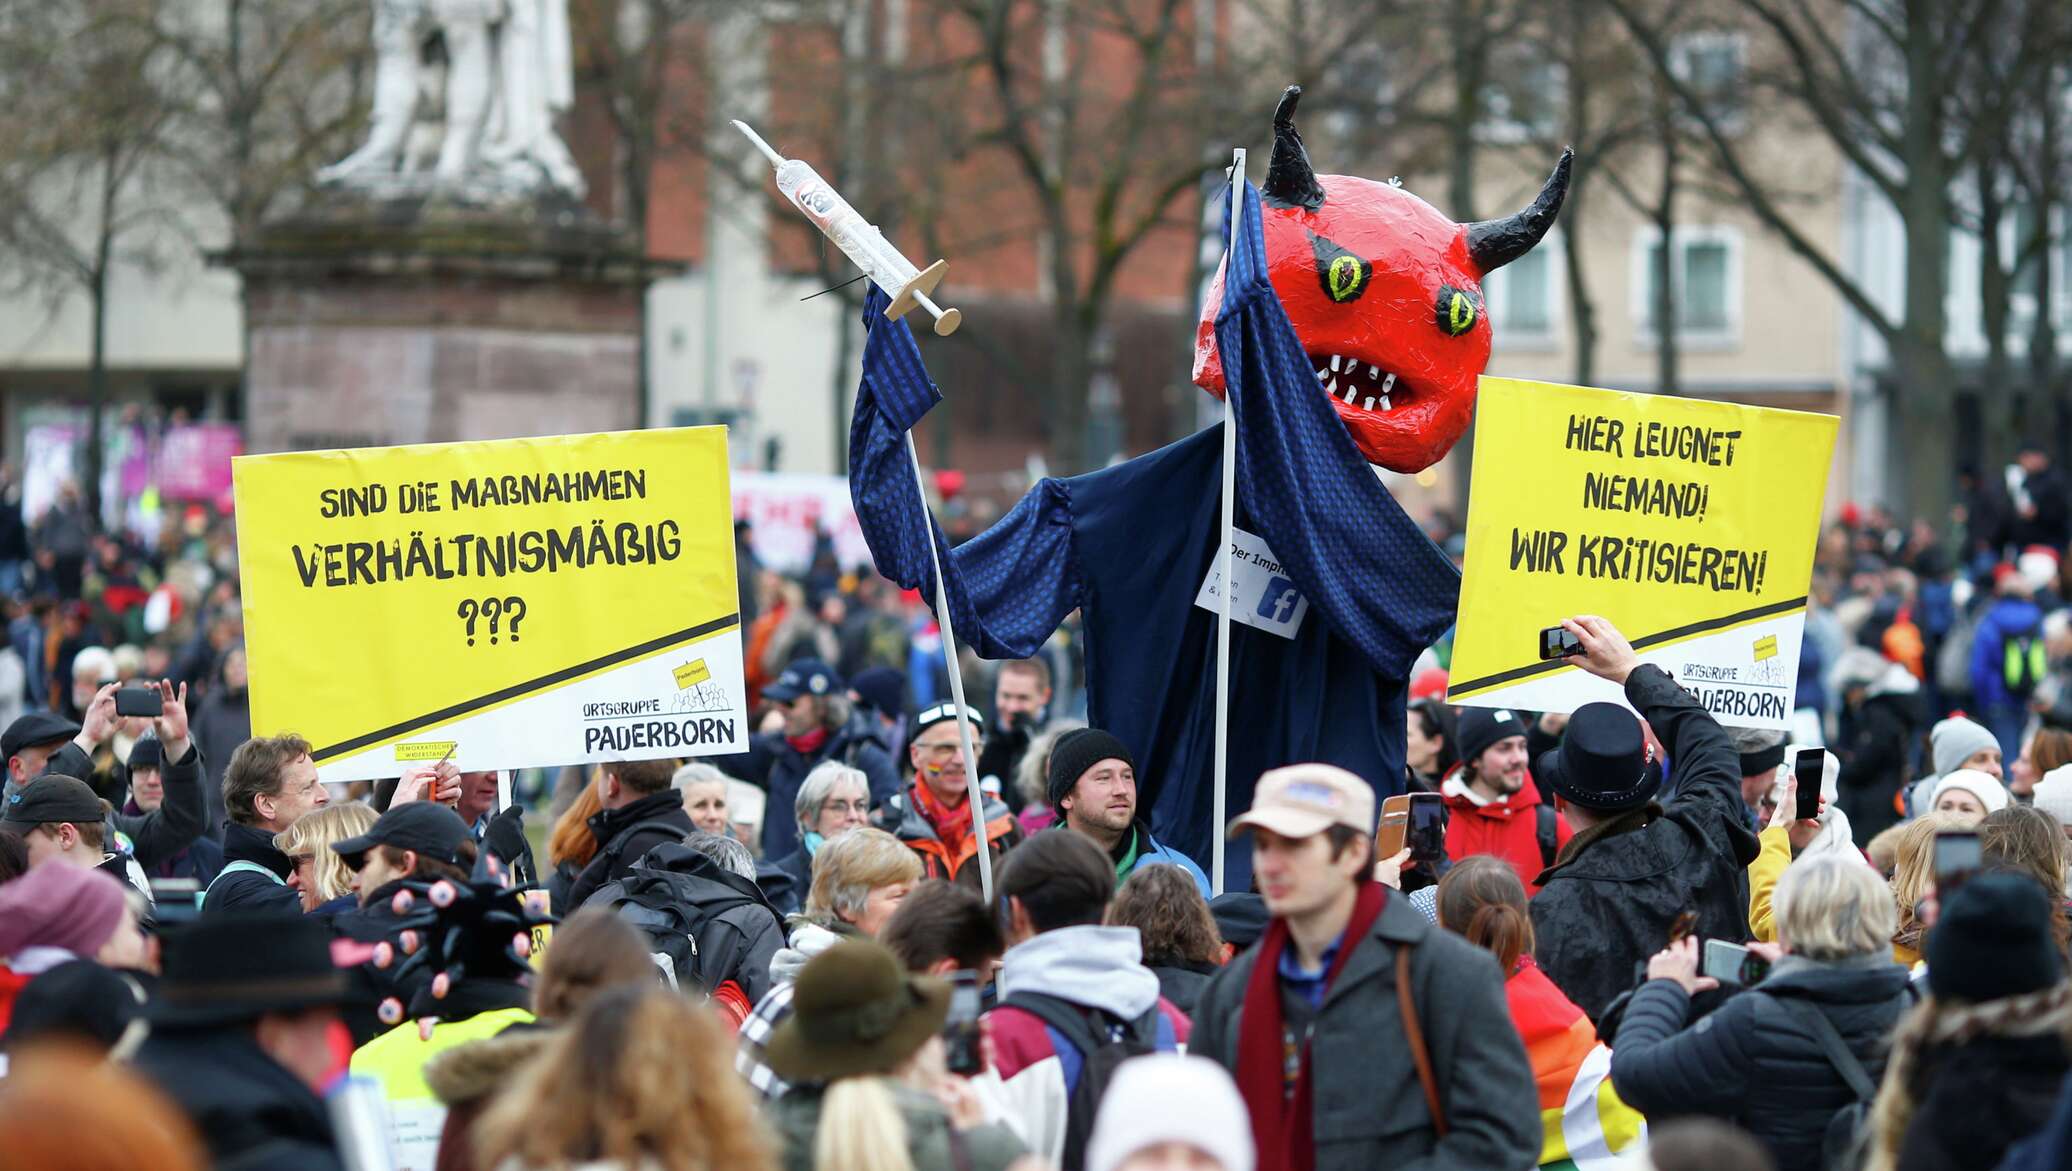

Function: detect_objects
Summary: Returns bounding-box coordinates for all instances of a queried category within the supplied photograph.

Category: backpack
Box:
[593,850,762,996]
[1000,991,1178,1171]
[2004,632,2048,697]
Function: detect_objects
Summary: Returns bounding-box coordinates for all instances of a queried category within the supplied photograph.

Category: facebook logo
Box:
[1257,576,1301,624]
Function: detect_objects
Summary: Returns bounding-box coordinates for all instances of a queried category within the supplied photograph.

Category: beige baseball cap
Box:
[1228,763,1375,840]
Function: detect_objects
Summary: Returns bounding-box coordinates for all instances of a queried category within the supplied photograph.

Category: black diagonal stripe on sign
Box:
[1447,596,1808,698]
[312,613,740,762]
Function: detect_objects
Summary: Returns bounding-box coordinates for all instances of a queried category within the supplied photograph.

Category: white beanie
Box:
[1930,717,2001,778]
[1086,1055,1255,1171]
[1927,769,2011,818]
[2034,764,2072,829]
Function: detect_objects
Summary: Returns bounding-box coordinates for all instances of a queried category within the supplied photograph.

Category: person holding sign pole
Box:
[1525,616,1761,1023]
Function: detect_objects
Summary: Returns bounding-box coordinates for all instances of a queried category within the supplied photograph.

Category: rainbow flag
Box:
[1509,961,1647,1169]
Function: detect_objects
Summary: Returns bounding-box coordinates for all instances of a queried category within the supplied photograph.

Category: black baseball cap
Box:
[1,775,105,830]
[909,701,984,742]
[764,659,844,704]
[330,802,469,871]
[1,712,80,763]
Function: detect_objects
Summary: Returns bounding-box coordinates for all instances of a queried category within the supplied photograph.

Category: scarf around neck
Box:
[1236,881,1389,1171]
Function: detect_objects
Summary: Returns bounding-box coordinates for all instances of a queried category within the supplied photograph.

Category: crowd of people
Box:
[7,473,2072,1171]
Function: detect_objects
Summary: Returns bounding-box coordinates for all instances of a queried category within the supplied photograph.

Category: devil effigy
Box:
[847,88,1571,885]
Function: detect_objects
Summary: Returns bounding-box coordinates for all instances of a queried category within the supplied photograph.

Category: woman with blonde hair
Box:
[475,983,776,1171]
[274,801,377,914]
[770,827,923,986]
[1889,813,1963,966]
[762,939,1027,1171]
[1864,872,2071,1171]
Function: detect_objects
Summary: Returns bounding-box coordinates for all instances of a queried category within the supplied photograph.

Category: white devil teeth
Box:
[1332,355,1344,372]
[1363,396,1375,410]
[1368,364,1381,378]
[1325,376,1338,394]
[1381,393,1393,410]
[1382,372,1397,394]
[1342,384,1357,403]
[1314,368,1326,382]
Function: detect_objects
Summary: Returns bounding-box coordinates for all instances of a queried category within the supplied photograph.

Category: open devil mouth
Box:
[1309,351,1408,414]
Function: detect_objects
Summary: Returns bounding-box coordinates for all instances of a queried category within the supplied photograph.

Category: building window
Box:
[1634,227,1743,347]
[1670,31,1747,129]
[1485,235,1560,346]
[1477,56,1565,144]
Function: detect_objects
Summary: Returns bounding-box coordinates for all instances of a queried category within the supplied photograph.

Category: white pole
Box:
[906,434,995,901]
[1212,148,1245,897]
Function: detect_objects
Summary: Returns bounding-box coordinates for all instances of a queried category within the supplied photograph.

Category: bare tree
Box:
[0,0,179,520]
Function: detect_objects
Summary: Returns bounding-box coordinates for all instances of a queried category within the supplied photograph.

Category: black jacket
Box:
[190,688,250,839]
[1530,665,1760,1021]
[202,821,304,918]
[1608,956,1916,1171]
[135,1026,344,1171]
[1149,959,1217,1016]
[562,788,695,910]
[12,740,208,870]
[590,841,787,1005]
[1896,1033,2071,1171]
[763,847,811,915]
[1190,889,1541,1171]
[1836,686,1925,845]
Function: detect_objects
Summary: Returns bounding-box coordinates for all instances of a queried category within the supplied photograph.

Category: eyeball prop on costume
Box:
[377,997,405,1026]
[398,929,421,956]
[429,880,457,908]
[510,932,532,961]
[431,970,452,1000]
[372,941,395,970]
[1192,86,1572,473]
[418,1017,437,1042]
[390,889,415,915]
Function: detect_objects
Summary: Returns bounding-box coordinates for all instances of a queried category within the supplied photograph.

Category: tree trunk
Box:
[1891,0,1957,522]
[1653,99,1679,395]
[1447,1,1484,221]
[1049,298,1094,474]
[86,142,119,529]
[1977,168,2014,456]
[1563,177,1596,386]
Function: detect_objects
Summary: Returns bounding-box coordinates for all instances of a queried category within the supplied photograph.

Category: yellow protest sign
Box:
[233,428,748,781]
[1448,378,1837,729]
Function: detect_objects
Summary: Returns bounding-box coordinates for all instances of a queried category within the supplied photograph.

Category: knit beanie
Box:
[1928,872,2065,1003]
[1927,769,2011,817]
[0,863,127,960]
[2034,764,2072,829]
[1086,1055,1255,1171]
[1455,707,1527,768]
[1047,728,1136,812]
[1731,726,1788,778]
[1931,717,2001,778]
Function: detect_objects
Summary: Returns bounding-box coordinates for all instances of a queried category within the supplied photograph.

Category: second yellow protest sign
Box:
[1448,378,1837,729]
[233,427,746,781]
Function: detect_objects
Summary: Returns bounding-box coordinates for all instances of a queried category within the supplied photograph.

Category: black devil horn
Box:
[1262,86,1325,212]
[1466,148,1574,272]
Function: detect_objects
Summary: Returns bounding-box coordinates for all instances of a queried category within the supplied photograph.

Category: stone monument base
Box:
[216,192,675,453]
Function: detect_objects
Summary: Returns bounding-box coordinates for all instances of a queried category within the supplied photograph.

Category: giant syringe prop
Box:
[734,120,962,337]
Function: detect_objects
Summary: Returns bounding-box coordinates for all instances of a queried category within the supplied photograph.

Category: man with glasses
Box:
[875,702,1022,888]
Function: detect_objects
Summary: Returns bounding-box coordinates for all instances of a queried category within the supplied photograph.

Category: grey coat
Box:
[1189,890,1541,1171]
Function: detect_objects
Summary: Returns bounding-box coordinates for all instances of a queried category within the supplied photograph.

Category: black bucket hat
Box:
[763,939,949,1083]
[147,915,348,1029]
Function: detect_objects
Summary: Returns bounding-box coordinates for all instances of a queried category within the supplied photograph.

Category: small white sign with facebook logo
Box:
[1194,526,1310,639]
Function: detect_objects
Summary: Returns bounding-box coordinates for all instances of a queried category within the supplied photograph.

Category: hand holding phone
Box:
[1405,792,1446,865]
[942,971,985,1076]
[1539,625,1582,661]
[1793,749,1825,822]
[115,685,163,719]
[1701,939,1772,986]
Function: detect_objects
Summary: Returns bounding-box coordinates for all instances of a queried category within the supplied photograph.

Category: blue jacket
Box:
[1126,826,1211,898]
[1970,596,2044,708]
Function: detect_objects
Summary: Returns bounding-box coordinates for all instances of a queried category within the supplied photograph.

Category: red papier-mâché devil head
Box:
[1194,87,1573,473]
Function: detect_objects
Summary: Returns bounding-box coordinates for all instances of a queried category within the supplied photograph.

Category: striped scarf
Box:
[1505,957,1646,1169]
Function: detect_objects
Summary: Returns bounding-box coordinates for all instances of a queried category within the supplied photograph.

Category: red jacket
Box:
[1442,770,1572,894]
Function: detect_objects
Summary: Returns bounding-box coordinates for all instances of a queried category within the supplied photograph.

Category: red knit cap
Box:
[0,863,127,960]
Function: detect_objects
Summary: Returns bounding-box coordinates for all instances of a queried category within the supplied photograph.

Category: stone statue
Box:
[319,0,585,198]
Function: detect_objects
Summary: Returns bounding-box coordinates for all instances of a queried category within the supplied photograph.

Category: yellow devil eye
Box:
[1436,285,1480,336]
[1328,256,1365,302]
[1309,232,1372,303]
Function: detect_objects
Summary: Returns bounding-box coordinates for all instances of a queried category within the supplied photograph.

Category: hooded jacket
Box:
[1109,822,1212,896]
[590,841,785,1006]
[876,783,1022,891]
[1609,955,1916,1171]
[1529,665,1761,1022]
[202,820,304,918]
[988,925,1189,1165]
[1440,770,1570,894]
[562,788,696,911]
[1971,595,2045,711]
[135,1025,346,1171]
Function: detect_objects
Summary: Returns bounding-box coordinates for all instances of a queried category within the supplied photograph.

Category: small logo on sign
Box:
[1257,577,1302,624]
[674,659,712,690]
[395,740,458,763]
[1753,634,1778,662]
